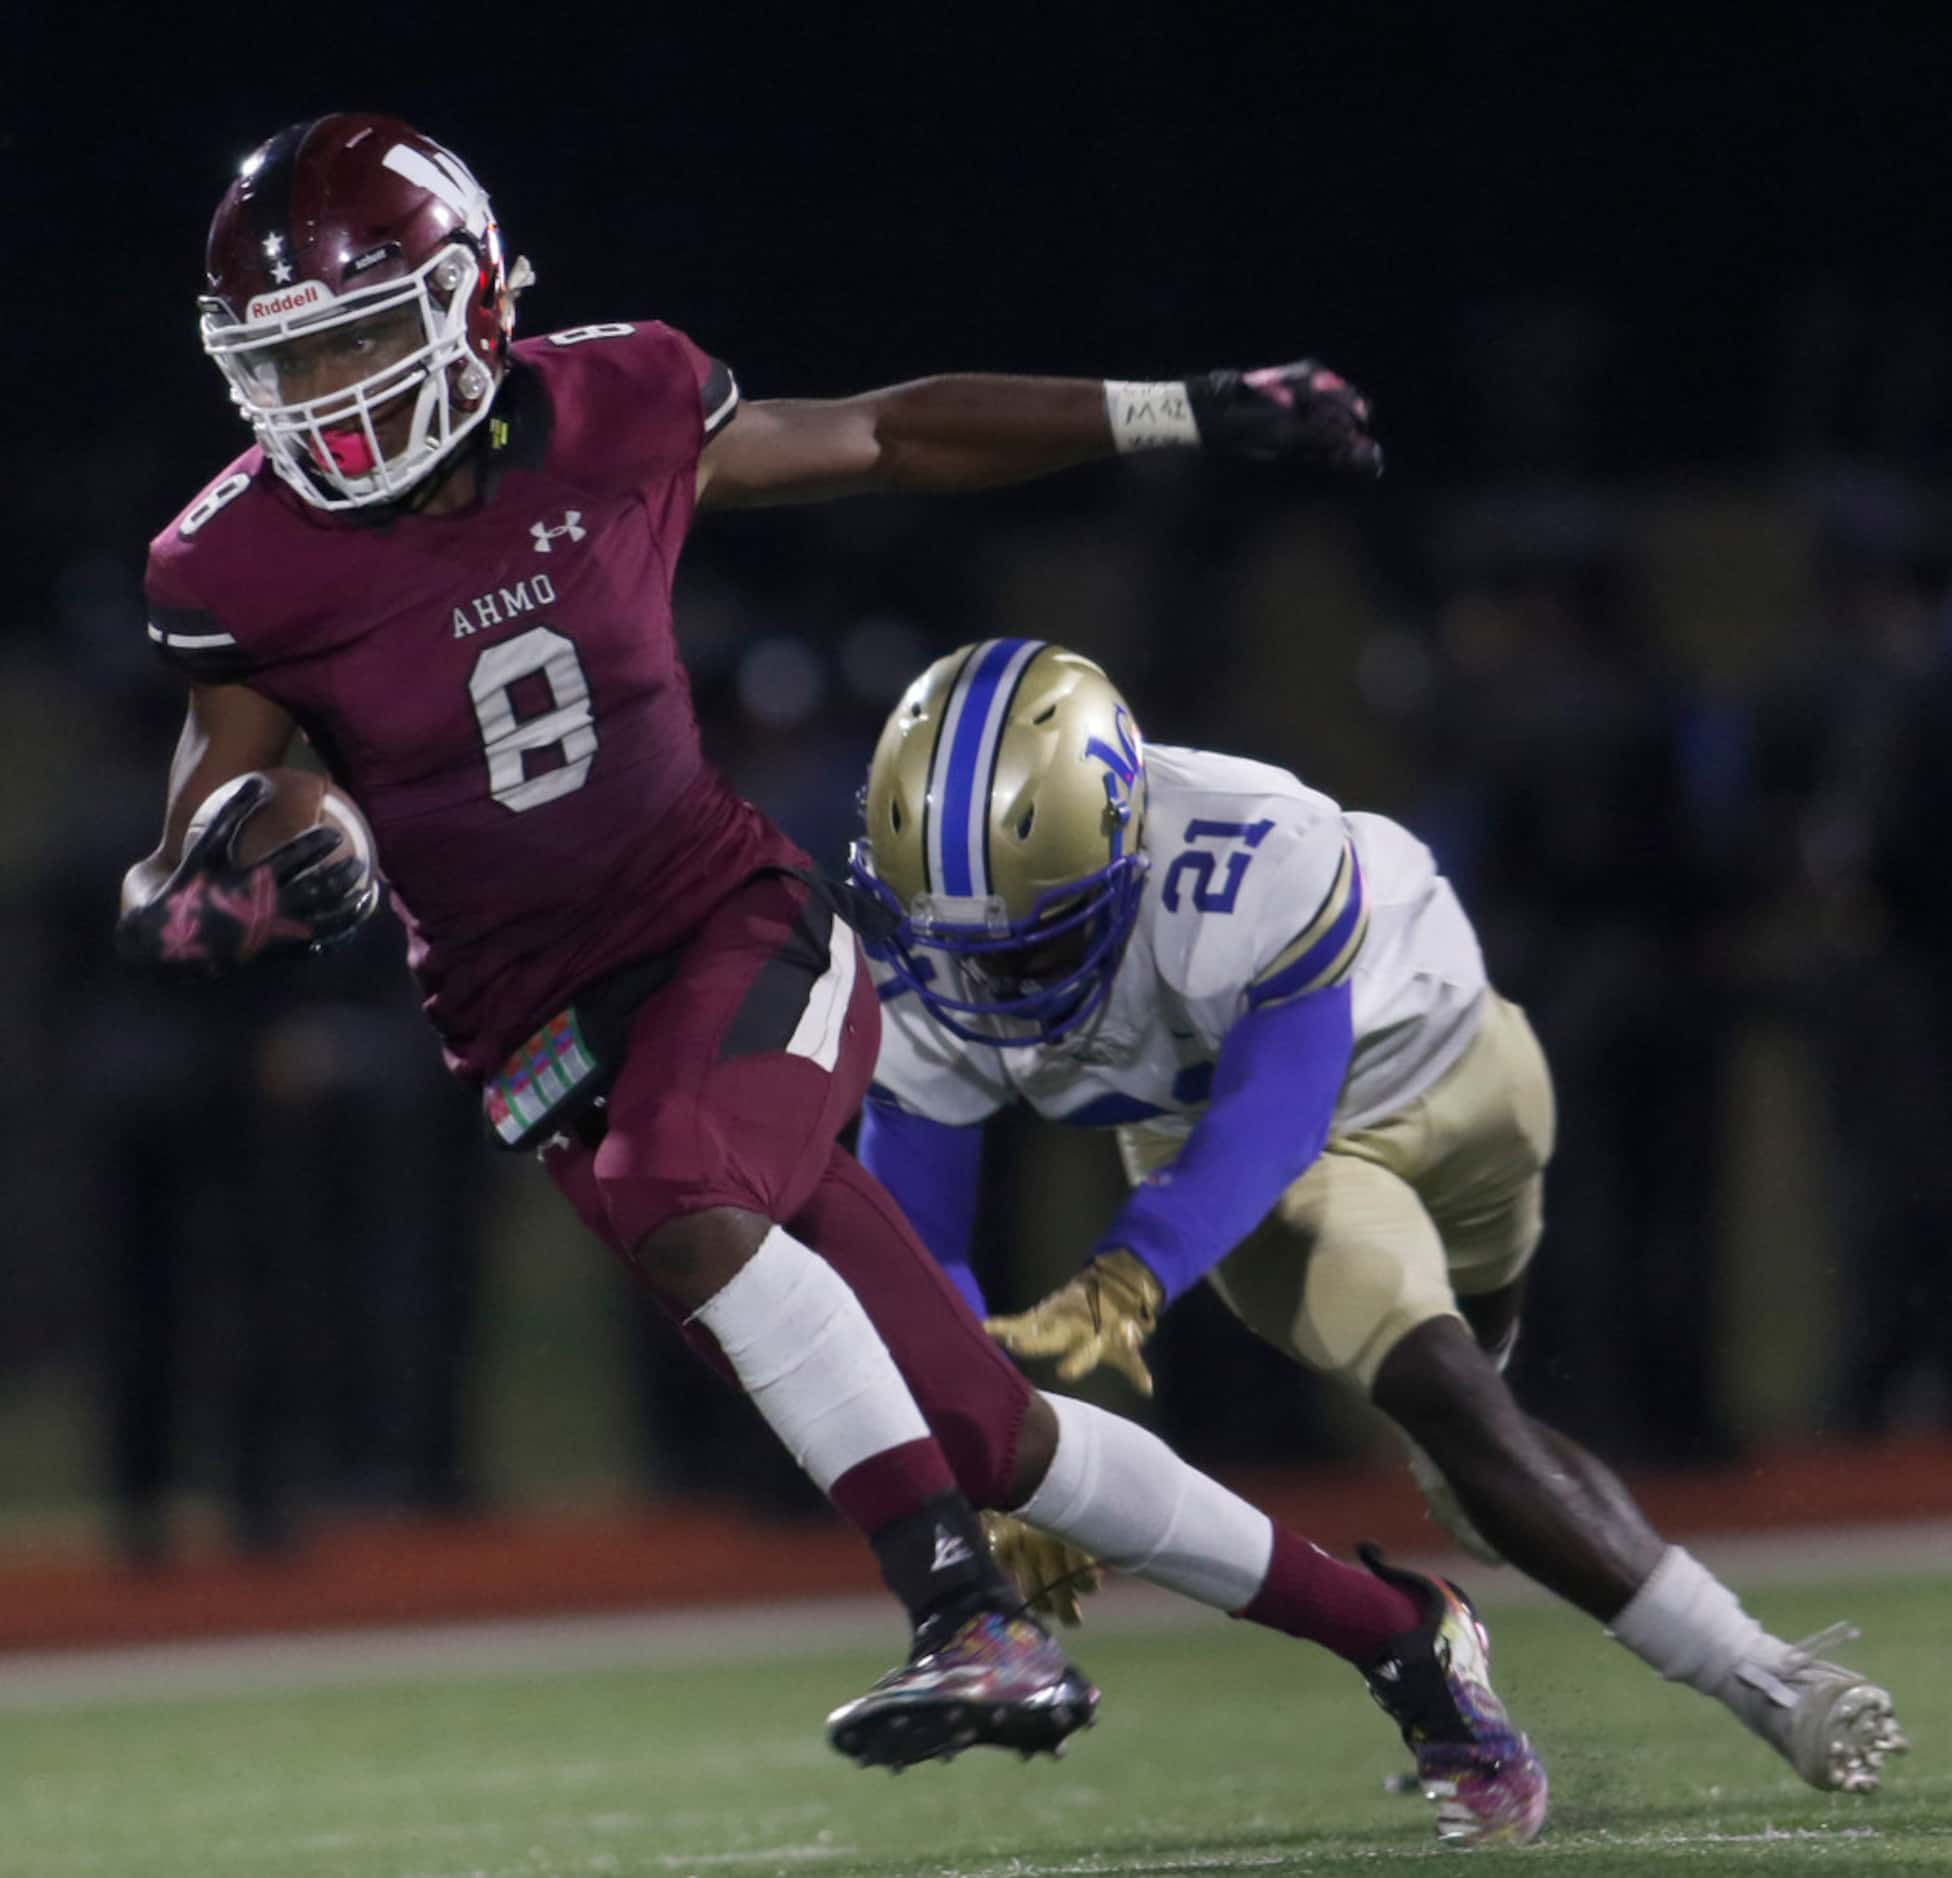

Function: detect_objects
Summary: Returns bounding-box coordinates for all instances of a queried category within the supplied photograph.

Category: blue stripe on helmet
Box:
[937,639,1033,896]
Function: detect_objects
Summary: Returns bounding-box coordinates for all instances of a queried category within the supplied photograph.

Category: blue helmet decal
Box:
[1085,705,1141,860]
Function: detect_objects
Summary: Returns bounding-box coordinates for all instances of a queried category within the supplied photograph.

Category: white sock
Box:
[1016,1393,1273,1611]
[1607,1545,1773,1695]
[689,1226,928,1494]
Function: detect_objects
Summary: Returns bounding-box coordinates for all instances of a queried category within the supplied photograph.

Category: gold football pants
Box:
[1116,991,1555,1393]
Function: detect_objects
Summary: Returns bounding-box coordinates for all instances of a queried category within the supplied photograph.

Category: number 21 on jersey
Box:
[1160,818,1276,915]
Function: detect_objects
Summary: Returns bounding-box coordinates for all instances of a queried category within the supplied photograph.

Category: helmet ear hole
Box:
[1031,704,1058,725]
[1016,806,1035,840]
[890,799,904,833]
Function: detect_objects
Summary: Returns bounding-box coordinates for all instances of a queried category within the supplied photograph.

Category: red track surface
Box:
[3,1437,1947,1655]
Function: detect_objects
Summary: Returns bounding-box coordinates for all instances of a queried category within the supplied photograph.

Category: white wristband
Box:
[1105,380,1200,454]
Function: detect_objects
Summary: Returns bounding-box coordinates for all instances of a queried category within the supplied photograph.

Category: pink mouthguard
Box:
[314,428,378,475]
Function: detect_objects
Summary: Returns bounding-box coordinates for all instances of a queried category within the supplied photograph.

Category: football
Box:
[186,767,376,881]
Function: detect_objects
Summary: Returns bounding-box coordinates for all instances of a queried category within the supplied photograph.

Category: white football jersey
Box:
[870,744,1488,1136]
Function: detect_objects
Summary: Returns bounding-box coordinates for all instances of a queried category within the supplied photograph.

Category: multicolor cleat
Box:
[1357,1544,1549,1848]
[826,1606,1099,1771]
[1720,1622,1908,1794]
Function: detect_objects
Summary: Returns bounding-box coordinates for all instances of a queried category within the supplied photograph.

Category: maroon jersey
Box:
[145,321,803,1077]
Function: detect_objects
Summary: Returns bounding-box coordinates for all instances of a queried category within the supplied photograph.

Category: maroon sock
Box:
[830,1444,1013,1627]
[1233,1525,1422,1665]
[828,1435,959,1533]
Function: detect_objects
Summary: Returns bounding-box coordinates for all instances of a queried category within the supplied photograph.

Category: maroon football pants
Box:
[542,872,1032,1505]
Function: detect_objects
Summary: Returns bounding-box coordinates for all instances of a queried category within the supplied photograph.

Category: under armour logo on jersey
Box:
[531,512,586,553]
[931,1523,974,1572]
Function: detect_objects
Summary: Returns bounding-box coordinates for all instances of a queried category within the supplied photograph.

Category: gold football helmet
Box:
[850,639,1146,1045]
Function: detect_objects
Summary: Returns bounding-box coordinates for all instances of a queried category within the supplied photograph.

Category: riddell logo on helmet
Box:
[245,280,330,323]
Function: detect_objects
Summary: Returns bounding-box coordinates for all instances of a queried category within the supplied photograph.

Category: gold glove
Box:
[984,1250,1165,1395]
[981,1511,1102,1627]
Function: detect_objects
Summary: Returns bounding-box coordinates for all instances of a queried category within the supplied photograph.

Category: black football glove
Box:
[1188,361,1382,476]
[115,773,379,974]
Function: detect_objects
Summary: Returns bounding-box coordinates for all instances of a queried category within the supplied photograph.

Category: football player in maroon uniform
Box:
[116,115,1543,1836]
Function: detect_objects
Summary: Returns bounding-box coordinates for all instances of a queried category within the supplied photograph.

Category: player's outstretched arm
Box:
[696,361,1380,509]
[987,981,1356,1393]
[116,684,372,972]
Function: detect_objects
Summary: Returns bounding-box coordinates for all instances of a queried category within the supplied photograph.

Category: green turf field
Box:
[2,1576,1943,1878]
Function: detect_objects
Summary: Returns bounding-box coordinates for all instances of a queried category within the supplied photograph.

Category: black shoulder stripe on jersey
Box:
[148,639,253,683]
[147,602,250,681]
[700,358,740,438]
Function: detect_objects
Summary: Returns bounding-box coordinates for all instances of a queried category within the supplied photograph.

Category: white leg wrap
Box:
[689,1226,928,1494]
[1608,1545,1769,1693]
[1016,1394,1273,1612]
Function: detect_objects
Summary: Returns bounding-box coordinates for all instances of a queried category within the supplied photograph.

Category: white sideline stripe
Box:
[783,916,856,1073]
[348,1846,853,1876]
[0,1516,1945,1715]
[219,1832,851,1871]
[653,1847,847,1869]
[147,623,238,649]
[925,1827,1895,1875]
[0,1595,900,1713]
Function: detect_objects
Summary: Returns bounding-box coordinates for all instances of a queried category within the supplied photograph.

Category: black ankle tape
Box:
[871,1493,1010,1626]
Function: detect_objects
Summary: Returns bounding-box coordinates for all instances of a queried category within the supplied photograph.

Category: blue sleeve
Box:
[1092,981,1353,1304]
[856,1086,989,1316]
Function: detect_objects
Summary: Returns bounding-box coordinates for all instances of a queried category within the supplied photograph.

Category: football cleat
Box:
[1718,1623,1908,1794]
[1356,1544,1549,1849]
[826,1606,1099,1771]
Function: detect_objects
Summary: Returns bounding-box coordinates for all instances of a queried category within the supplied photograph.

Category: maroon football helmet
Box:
[200,114,530,510]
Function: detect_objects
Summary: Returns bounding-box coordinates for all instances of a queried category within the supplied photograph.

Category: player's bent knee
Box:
[865,1275,1039,1505]
[1344,1297,1467,1396]
[628,1204,773,1313]
[999,1393,1059,1507]
[789,1146,1037,1508]
[904,1377,1039,1510]
[1371,1314,1519,1445]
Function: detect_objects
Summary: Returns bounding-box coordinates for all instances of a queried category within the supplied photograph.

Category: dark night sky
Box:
[5,4,1947,621]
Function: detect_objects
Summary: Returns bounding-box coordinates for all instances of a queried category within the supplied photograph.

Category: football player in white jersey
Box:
[849,639,1909,1799]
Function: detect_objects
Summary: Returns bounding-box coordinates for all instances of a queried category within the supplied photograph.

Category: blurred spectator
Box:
[1744,473,1952,1434]
[35,662,492,1564]
[14,453,1952,1539]
[1408,496,1733,1463]
[242,922,493,1524]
